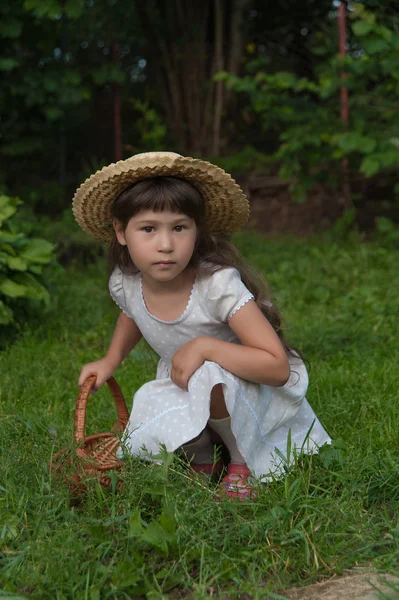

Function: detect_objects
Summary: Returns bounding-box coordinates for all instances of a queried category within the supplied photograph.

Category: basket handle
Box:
[74,375,130,444]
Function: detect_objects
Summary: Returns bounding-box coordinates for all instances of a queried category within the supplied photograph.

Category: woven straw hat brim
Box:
[72,152,250,242]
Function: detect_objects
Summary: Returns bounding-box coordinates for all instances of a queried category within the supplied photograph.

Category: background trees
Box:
[220,2,399,201]
[0,0,398,213]
[135,1,253,156]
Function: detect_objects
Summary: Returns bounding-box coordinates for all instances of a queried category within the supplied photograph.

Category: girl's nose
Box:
[158,231,173,252]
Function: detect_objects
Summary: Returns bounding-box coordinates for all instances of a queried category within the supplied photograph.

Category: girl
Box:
[74,151,330,500]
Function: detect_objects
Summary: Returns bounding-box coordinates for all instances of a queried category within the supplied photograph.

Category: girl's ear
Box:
[113,219,127,246]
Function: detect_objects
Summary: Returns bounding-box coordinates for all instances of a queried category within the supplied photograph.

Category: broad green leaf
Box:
[214,71,231,82]
[360,156,381,177]
[352,20,373,36]
[128,509,144,537]
[0,300,14,325]
[350,1,365,15]
[7,256,27,271]
[64,70,82,86]
[20,239,55,265]
[364,38,389,54]
[275,72,297,89]
[0,230,24,243]
[24,0,62,19]
[378,150,399,169]
[336,133,376,154]
[0,195,22,210]
[111,559,142,588]
[81,88,91,100]
[0,19,23,39]
[0,204,17,226]
[109,64,125,84]
[92,64,126,86]
[65,0,85,18]
[0,277,27,298]
[143,484,166,496]
[43,77,59,93]
[376,216,396,234]
[13,272,49,301]
[359,137,377,154]
[28,264,43,275]
[0,244,16,256]
[0,58,19,71]
[159,510,176,536]
[141,521,170,555]
[44,106,63,121]
[92,67,108,86]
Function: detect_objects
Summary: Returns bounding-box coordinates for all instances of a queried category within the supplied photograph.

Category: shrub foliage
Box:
[0,194,55,326]
[218,3,399,199]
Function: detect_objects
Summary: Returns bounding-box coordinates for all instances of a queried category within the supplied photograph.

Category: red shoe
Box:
[219,463,255,501]
[190,459,224,477]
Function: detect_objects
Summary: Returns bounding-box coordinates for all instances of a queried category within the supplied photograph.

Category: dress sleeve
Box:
[108,267,130,316]
[207,267,255,323]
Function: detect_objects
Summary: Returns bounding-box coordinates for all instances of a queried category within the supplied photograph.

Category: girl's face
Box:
[114,210,197,283]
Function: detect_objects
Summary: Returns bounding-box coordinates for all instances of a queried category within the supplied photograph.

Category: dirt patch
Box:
[281,569,398,600]
[243,177,345,236]
[236,174,399,236]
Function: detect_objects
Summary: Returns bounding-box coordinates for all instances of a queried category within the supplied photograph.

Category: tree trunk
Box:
[212,0,224,156]
[226,0,252,100]
[137,0,252,156]
[112,40,122,161]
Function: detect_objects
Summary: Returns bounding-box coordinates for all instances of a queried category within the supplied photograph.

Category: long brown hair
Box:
[109,176,298,357]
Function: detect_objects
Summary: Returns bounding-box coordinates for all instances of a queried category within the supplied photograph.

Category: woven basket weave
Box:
[51,375,129,492]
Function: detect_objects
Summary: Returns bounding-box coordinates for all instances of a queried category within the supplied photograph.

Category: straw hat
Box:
[72,152,250,242]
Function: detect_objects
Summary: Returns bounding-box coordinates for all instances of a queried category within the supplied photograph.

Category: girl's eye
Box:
[141,226,154,233]
[174,225,185,232]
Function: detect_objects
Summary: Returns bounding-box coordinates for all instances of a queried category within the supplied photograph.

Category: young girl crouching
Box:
[73,152,330,500]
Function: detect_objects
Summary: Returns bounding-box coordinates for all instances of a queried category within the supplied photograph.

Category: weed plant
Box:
[1,231,399,599]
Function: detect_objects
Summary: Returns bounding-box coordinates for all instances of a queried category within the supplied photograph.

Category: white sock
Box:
[208,416,246,465]
[181,428,215,464]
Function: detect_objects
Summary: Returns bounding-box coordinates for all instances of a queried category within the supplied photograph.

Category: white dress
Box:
[109,265,331,479]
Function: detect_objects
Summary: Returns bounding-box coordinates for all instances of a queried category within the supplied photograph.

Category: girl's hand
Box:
[78,358,116,392]
[171,337,209,390]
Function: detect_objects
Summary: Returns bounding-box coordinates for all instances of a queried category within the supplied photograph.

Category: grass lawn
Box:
[1,231,399,599]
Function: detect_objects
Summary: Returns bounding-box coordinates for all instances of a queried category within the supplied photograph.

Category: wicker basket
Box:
[51,375,130,492]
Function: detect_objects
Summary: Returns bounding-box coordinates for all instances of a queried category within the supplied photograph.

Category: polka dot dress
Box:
[109,265,331,479]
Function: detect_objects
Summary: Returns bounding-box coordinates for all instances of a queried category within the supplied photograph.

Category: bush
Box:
[218,3,399,202]
[0,194,55,327]
[208,145,273,176]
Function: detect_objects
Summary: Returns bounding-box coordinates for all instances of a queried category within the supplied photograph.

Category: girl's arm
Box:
[105,312,143,370]
[78,312,142,390]
[171,300,290,389]
[204,300,290,386]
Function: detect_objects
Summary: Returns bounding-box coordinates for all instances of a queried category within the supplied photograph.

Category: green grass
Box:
[1,231,399,599]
